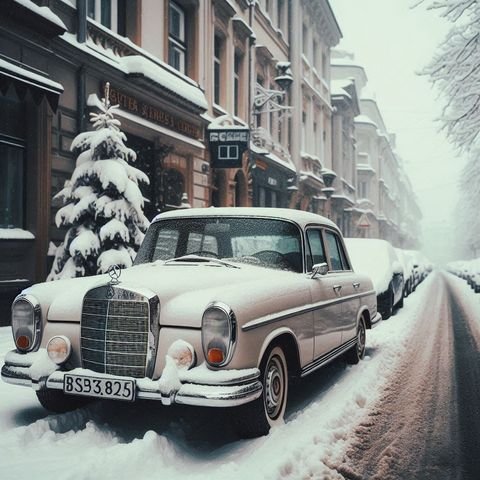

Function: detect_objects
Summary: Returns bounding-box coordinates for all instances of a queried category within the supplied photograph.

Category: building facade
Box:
[0,0,422,323]
[331,51,421,246]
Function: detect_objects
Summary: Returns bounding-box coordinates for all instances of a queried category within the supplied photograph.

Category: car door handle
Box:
[353,282,360,289]
[333,285,342,293]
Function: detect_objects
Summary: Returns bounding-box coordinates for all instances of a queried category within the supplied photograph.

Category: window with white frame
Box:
[87,0,117,31]
[169,1,187,73]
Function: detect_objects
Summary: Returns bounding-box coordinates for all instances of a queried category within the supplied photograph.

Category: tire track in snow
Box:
[338,272,480,480]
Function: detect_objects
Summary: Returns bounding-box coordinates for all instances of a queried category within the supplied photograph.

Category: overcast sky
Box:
[330,0,463,264]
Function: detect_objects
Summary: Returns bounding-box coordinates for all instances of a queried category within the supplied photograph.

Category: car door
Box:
[323,230,360,344]
[305,227,343,359]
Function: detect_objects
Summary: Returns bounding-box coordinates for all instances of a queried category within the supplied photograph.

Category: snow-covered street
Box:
[1,271,479,480]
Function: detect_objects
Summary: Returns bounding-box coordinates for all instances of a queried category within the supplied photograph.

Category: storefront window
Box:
[0,140,24,229]
[0,91,25,229]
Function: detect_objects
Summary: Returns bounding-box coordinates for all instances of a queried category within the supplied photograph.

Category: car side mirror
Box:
[311,262,328,278]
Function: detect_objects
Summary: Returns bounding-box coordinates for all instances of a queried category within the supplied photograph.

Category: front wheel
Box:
[36,389,91,413]
[233,346,288,438]
[345,318,366,365]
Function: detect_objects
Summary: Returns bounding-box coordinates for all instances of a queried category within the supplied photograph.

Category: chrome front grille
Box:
[81,286,158,378]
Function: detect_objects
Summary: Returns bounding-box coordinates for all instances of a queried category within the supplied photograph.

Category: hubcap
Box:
[264,355,285,419]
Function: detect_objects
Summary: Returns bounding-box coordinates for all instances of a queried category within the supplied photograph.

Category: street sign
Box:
[208,127,250,168]
[357,212,371,228]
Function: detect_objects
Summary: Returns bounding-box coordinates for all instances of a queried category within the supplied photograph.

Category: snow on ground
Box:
[0,273,439,480]
[446,272,480,345]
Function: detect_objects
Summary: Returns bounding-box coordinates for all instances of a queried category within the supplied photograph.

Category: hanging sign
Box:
[208,127,250,168]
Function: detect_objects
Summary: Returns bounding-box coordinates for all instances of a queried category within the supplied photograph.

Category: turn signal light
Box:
[207,348,225,364]
[16,335,31,350]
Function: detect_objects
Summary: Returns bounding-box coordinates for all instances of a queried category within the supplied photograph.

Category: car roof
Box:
[152,207,339,230]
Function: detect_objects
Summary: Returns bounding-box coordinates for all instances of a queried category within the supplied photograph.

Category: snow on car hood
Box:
[29,261,308,328]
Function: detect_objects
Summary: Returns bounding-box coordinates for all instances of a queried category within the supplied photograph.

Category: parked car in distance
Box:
[448,258,480,293]
[395,248,414,297]
[344,238,404,320]
[2,208,381,438]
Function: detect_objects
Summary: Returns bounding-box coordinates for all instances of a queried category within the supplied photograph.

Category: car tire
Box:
[233,345,288,438]
[397,293,404,309]
[36,389,91,413]
[383,289,394,320]
[345,317,366,365]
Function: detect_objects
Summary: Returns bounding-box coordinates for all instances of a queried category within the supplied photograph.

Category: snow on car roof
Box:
[152,207,339,230]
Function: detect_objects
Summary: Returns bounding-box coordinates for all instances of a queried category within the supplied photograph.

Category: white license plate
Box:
[64,374,135,401]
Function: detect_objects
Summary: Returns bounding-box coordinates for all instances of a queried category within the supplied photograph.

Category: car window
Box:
[186,232,218,256]
[325,231,347,271]
[153,229,179,261]
[306,229,326,272]
[135,217,303,272]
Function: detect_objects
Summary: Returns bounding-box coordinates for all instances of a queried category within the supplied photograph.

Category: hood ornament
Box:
[108,264,122,285]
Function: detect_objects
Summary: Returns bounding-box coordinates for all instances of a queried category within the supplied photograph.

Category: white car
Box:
[2,208,380,437]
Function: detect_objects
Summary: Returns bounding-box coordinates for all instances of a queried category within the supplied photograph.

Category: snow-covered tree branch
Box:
[48,87,150,280]
[418,0,480,150]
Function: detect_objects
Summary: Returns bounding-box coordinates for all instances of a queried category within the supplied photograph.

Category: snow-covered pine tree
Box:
[48,84,150,280]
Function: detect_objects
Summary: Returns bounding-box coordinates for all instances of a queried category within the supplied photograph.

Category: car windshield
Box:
[134,217,303,272]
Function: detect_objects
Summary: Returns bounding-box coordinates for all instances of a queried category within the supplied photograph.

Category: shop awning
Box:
[0,58,64,111]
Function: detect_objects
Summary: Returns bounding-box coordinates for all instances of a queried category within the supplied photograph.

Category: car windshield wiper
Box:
[164,255,240,269]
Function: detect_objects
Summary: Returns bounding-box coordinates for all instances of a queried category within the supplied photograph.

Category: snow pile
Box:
[28,349,59,379]
[0,228,35,240]
[14,0,67,30]
[121,56,208,110]
[48,88,149,280]
[157,356,182,395]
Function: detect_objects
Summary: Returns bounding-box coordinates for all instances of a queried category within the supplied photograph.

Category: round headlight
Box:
[201,302,236,367]
[12,295,41,353]
[167,340,196,370]
[47,336,72,365]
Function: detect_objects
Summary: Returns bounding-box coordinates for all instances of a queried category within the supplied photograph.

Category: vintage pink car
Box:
[2,208,380,437]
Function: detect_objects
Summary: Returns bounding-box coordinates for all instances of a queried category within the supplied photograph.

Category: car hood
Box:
[27,261,309,328]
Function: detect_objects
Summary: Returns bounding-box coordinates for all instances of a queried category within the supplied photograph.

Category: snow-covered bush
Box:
[48,89,149,280]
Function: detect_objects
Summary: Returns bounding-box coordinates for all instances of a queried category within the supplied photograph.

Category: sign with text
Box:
[103,83,201,139]
[208,127,250,168]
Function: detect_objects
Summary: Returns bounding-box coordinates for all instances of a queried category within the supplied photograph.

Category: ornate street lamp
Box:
[321,168,336,199]
[253,62,293,115]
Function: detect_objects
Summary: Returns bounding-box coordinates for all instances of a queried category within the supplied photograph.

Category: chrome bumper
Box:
[1,351,262,408]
